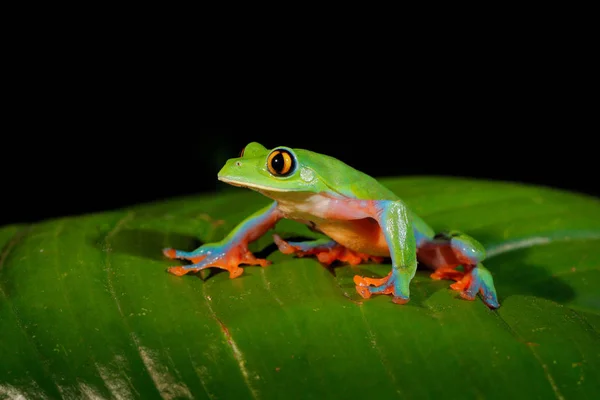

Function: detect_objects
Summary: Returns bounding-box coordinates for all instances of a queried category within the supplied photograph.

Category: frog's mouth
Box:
[217,175,288,193]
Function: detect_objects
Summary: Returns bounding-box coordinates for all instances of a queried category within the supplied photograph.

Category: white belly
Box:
[270,192,388,256]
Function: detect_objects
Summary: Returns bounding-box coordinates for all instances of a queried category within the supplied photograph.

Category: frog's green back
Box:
[295,148,399,200]
[295,147,434,237]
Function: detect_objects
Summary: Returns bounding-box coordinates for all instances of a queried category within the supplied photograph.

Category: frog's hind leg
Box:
[273,234,384,266]
[418,231,500,309]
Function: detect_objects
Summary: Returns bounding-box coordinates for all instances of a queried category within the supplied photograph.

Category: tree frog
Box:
[163,142,499,308]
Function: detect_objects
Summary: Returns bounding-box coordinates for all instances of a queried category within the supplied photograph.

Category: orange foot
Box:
[429,265,478,300]
[273,234,384,266]
[439,265,500,309]
[430,266,465,282]
[429,265,479,300]
[163,245,270,279]
[354,272,409,305]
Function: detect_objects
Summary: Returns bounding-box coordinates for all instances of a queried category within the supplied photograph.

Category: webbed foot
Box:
[354,271,411,305]
[449,264,499,309]
[163,244,270,279]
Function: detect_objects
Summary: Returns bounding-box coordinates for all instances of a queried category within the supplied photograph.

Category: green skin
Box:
[164,142,499,308]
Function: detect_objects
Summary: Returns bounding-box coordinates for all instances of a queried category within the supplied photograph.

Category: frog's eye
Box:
[267,149,295,176]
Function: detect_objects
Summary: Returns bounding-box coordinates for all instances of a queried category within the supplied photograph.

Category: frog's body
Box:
[164,142,499,308]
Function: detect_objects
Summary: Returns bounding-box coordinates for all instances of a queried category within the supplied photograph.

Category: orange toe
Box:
[354,275,368,286]
[430,267,465,281]
[163,248,177,259]
[392,296,409,305]
[355,286,372,299]
[229,267,244,279]
[273,234,297,254]
[459,291,476,301]
[316,252,336,265]
[167,266,189,276]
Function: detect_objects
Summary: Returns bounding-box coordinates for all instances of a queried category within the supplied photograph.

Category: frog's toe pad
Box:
[457,291,476,301]
[167,266,190,276]
[229,267,244,279]
[392,296,409,305]
[353,275,368,286]
[355,285,372,299]
[273,234,297,255]
[450,280,468,292]
[163,248,177,259]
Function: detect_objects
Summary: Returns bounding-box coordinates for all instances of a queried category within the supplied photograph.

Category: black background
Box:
[2,123,596,227]
[2,37,596,227]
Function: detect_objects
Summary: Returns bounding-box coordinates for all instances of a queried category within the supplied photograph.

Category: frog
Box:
[163,142,500,309]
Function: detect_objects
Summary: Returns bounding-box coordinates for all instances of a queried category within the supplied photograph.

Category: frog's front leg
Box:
[352,200,418,305]
[163,202,282,278]
[273,234,384,266]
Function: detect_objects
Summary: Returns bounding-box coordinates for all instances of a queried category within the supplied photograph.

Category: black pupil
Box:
[271,152,285,173]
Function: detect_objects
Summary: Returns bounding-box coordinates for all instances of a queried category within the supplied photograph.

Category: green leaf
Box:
[1,177,599,399]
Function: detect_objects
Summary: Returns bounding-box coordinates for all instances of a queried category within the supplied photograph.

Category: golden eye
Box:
[239,146,245,157]
[267,149,295,176]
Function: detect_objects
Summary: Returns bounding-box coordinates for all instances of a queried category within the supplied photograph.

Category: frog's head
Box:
[217,142,328,194]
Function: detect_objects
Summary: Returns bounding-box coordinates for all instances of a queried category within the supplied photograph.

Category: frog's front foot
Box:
[354,270,410,305]
[449,264,499,309]
[162,244,270,279]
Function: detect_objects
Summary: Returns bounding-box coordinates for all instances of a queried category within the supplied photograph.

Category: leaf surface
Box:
[1,177,599,399]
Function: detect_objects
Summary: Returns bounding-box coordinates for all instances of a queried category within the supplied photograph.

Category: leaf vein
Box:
[104,212,135,316]
[103,211,173,398]
[358,306,402,398]
[186,348,217,400]
[0,225,63,398]
[260,268,283,306]
[0,226,31,274]
[486,233,600,259]
[493,312,565,400]
[201,288,260,400]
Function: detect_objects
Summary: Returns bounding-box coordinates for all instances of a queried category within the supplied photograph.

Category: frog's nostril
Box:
[235,161,242,167]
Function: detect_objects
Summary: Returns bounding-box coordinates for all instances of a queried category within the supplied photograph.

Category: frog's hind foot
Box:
[273,234,384,266]
[449,264,499,309]
[430,267,465,281]
[419,231,500,309]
